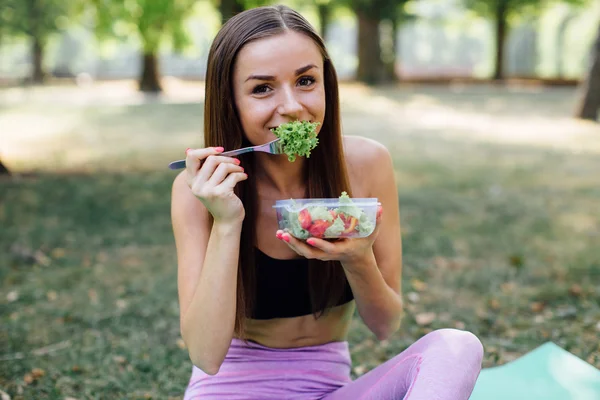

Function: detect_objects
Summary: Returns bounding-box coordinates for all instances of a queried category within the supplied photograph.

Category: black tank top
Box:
[250,248,354,319]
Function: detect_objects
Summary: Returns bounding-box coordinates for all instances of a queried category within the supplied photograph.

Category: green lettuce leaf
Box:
[336,191,363,220]
[324,216,345,236]
[307,205,333,222]
[271,120,319,162]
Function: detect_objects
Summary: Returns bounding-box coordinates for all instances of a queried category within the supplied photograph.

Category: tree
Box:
[576,21,600,121]
[0,0,80,83]
[346,0,411,84]
[215,0,273,25]
[0,159,9,176]
[92,0,198,92]
[218,0,245,24]
[463,0,587,80]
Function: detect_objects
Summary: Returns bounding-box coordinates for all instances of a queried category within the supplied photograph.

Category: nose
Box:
[277,86,303,119]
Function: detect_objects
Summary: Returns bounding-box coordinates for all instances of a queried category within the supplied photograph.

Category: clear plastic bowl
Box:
[273,198,380,239]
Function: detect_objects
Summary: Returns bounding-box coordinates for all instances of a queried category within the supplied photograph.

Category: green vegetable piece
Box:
[336,191,363,220]
[282,205,310,239]
[307,206,333,222]
[271,120,320,162]
[324,216,345,236]
[357,212,374,235]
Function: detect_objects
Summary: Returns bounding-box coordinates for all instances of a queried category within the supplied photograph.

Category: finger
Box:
[305,237,344,253]
[280,232,326,259]
[208,162,244,186]
[196,155,240,184]
[185,147,223,180]
[218,171,248,191]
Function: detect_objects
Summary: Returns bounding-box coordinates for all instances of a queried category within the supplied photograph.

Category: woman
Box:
[171,5,483,400]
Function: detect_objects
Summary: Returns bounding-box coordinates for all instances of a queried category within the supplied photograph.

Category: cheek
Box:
[236,98,273,132]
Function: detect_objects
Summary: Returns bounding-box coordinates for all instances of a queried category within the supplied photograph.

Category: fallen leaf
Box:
[51,248,66,258]
[500,282,516,293]
[113,355,127,365]
[530,302,545,313]
[406,292,420,303]
[31,368,45,379]
[23,373,33,385]
[7,291,18,302]
[116,299,128,310]
[353,365,367,375]
[415,312,436,326]
[454,321,466,330]
[569,284,583,297]
[411,279,427,292]
[46,291,58,301]
[489,299,500,310]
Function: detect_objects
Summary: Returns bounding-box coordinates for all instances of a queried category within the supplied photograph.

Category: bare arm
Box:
[172,148,247,375]
[340,142,403,339]
[276,139,403,340]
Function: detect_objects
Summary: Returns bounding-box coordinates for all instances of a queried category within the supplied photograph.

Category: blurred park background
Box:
[1,0,600,399]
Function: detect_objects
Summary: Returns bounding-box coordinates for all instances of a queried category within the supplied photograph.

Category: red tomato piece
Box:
[298,209,312,230]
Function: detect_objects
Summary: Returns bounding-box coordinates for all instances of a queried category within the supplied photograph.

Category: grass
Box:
[1,80,600,399]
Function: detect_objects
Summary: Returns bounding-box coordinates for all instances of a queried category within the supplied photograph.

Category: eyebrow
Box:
[245,64,317,82]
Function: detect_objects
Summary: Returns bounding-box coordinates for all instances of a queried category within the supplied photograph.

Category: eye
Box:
[252,84,272,95]
[297,76,315,87]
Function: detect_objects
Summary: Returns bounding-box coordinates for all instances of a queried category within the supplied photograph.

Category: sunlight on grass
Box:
[1,81,599,398]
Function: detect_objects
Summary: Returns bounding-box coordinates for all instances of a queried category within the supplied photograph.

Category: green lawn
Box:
[1,81,599,399]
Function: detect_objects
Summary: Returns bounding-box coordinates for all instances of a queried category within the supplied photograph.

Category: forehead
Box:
[234,31,323,76]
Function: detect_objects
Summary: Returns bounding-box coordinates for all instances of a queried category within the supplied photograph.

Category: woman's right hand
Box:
[185,147,248,224]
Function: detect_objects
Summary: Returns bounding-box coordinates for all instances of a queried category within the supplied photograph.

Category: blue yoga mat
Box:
[470,342,600,400]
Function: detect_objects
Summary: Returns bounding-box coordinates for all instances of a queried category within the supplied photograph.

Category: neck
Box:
[255,153,307,199]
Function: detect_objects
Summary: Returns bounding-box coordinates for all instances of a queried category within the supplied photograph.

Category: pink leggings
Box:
[184,328,484,400]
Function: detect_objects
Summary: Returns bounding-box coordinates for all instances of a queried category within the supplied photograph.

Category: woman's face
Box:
[232,31,326,146]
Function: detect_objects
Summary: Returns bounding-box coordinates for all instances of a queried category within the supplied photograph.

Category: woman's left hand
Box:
[276,205,383,266]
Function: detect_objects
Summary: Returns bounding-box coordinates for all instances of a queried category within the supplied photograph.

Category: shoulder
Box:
[343,136,393,195]
[343,135,390,164]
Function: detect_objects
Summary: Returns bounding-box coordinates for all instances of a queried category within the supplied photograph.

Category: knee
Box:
[421,328,484,366]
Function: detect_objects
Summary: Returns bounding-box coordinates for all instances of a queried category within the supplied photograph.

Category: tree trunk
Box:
[576,23,600,121]
[493,1,508,80]
[32,36,45,83]
[220,0,245,25]
[139,53,162,93]
[0,158,10,175]
[317,4,331,39]
[382,18,398,82]
[357,11,384,85]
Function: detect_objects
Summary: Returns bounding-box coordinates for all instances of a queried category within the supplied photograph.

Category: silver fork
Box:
[168,138,284,170]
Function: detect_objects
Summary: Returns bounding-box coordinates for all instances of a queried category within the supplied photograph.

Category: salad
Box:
[271,120,319,162]
[277,192,377,239]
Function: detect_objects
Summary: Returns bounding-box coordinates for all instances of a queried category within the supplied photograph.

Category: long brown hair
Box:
[204,5,352,336]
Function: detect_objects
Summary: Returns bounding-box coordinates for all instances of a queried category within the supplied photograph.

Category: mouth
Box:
[269,120,313,131]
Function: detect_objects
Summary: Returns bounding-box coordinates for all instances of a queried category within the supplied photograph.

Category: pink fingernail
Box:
[215,147,224,152]
[185,148,191,154]
[283,235,290,243]
[234,159,241,165]
[307,239,315,246]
